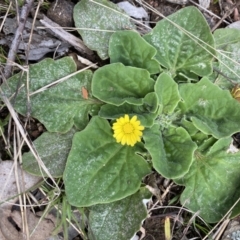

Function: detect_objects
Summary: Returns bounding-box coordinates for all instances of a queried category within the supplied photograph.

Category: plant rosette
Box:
[2,4,240,239]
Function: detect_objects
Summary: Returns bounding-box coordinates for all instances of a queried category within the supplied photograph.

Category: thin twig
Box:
[188,0,230,25]
[202,197,240,240]
[29,64,97,96]
[213,66,238,85]
[0,86,60,193]
[39,15,94,58]
[4,0,35,79]
[211,2,240,32]
[25,0,43,65]
[212,218,230,240]
[0,1,12,32]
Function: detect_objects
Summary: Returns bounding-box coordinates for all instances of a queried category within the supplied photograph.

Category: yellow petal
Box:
[112,114,144,147]
[130,115,137,122]
[124,114,130,122]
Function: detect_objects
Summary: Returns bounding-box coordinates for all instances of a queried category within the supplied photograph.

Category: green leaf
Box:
[178,77,240,138]
[207,62,232,90]
[175,137,240,223]
[197,136,217,153]
[22,129,76,177]
[64,116,151,207]
[213,28,240,87]
[73,0,135,60]
[0,116,9,137]
[143,6,215,79]
[155,73,181,113]
[180,118,199,137]
[99,103,158,127]
[88,188,151,240]
[99,92,158,127]
[214,28,240,49]
[143,92,159,113]
[109,30,160,74]
[144,124,197,179]
[1,57,101,133]
[180,118,212,147]
[92,63,155,106]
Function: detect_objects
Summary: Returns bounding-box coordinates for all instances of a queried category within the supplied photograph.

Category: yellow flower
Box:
[112,114,144,147]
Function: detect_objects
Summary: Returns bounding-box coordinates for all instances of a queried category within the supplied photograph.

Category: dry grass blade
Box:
[89,0,151,31]
[211,2,240,32]
[4,0,35,79]
[25,0,44,64]
[29,63,97,96]
[188,0,230,24]
[0,1,12,32]
[212,218,230,240]
[180,210,200,240]
[39,15,94,56]
[0,86,60,192]
[136,0,240,81]
[202,197,240,240]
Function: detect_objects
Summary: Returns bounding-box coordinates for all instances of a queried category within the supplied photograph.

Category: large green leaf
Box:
[213,28,240,88]
[22,129,76,177]
[180,118,213,147]
[214,28,240,47]
[99,104,158,128]
[175,137,240,223]
[64,116,151,207]
[92,63,155,106]
[99,92,159,127]
[143,6,215,79]
[109,30,160,74]
[155,73,181,114]
[144,124,197,179]
[0,57,101,133]
[178,77,240,138]
[73,0,135,60]
[88,188,151,240]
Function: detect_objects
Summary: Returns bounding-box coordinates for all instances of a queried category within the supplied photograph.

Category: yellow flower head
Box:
[112,114,144,147]
[231,85,240,102]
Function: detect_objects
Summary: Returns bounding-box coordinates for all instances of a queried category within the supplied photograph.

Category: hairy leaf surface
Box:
[64,117,151,207]
[178,77,240,138]
[74,0,135,59]
[109,30,160,74]
[22,129,76,177]
[92,63,155,106]
[1,57,100,132]
[88,188,151,240]
[175,138,240,223]
[144,124,197,178]
[144,6,215,79]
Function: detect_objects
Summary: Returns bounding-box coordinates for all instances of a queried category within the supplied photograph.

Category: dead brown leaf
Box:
[0,160,41,208]
[11,209,56,240]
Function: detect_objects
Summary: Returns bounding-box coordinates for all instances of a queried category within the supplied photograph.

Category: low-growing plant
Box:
[2,2,240,239]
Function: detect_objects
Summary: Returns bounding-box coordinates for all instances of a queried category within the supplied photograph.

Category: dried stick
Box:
[39,15,94,58]
[188,0,230,24]
[211,1,240,32]
[4,0,35,79]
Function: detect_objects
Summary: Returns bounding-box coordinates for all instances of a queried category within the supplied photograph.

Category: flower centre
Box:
[123,123,134,134]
